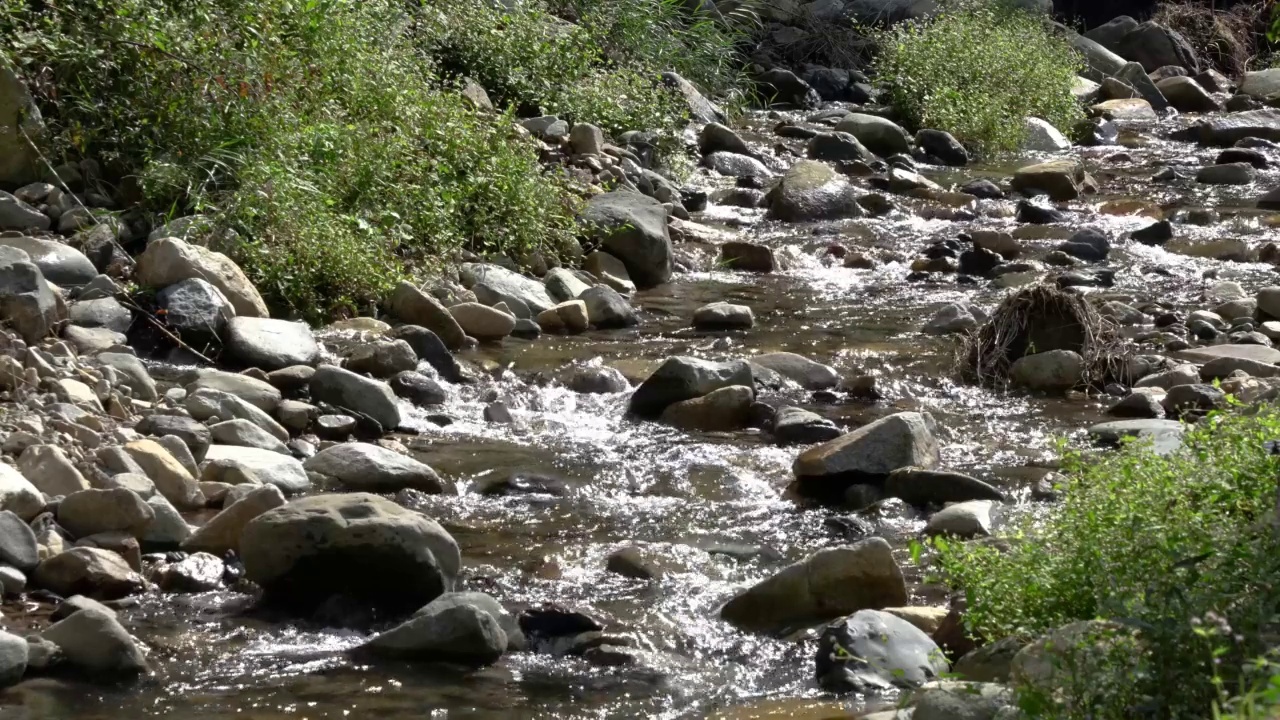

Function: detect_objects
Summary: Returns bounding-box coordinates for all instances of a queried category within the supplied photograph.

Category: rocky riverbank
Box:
[2,9,1280,717]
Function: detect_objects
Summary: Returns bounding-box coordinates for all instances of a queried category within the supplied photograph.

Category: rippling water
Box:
[5,109,1280,719]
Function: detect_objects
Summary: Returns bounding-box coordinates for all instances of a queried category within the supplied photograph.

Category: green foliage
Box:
[873,1,1083,154]
[938,406,1280,717]
[2,0,744,320]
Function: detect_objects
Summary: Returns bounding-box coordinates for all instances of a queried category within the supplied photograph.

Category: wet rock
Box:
[1022,117,1071,152]
[748,352,839,390]
[698,123,753,157]
[580,285,638,329]
[137,237,268,317]
[387,326,464,383]
[835,113,911,157]
[225,317,320,371]
[387,371,446,407]
[154,551,224,593]
[961,179,1003,199]
[388,282,466,351]
[720,241,775,272]
[659,385,754,432]
[1131,220,1173,246]
[359,596,507,666]
[925,501,992,538]
[33,547,146,600]
[606,545,669,580]
[1015,200,1065,225]
[1100,301,1146,325]
[580,190,671,289]
[182,483,285,555]
[343,339,418,379]
[304,442,443,493]
[884,468,1003,506]
[0,630,25,687]
[1197,162,1255,185]
[1057,227,1110,263]
[704,151,772,178]
[772,406,842,445]
[241,493,459,614]
[1107,391,1165,418]
[916,129,968,166]
[793,412,940,497]
[1091,97,1157,122]
[1157,76,1219,113]
[924,303,977,335]
[1011,158,1093,201]
[816,609,949,693]
[40,608,148,677]
[1162,383,1225,416]
[722,538,907,635]
[0,246,61,343]
[1218,149,1268,170]
[629,357,754,418]
[767,160,864,222]
[562,365,629,394]
[692,302,753,330]
[57,488,154,540]
[1009,350,1083,391]
[1177,109,1280,146]
[806,132,876,163]
[156,277,234,340]
[309,364,401,432]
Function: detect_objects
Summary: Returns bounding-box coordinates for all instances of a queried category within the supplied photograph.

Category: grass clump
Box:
[873,1,1083,154]
[936,405,1280,717]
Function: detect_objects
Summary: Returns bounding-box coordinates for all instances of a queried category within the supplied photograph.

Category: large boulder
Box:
[357,599,506,667]
[241,493,460,614]
[834,113,912,157]
[460,263,556,316]
[182,483,286,555]
[1115,21,1199,73]
[225,317,320,370]
[0,236,97,286]
[0,67,43,187]
[303,442,443,493]
[816,609,950,693]
[1011,158,1094,201]
[580,190,672,288]
[388,281,466,351]
[0,245,61,342]
[156,278,235,340]
[136,237,268,317]
[721,538,907,634]
[0,464,44,521]
[40,608,149,677]
[33,547,146,600]
[1156,76,1219,113]
[309,365,401,431]
[1065,31,1127,82]
[628,357,754,418]
[793,412,940,498]
[767,160,864,222]
[200,445,311,495]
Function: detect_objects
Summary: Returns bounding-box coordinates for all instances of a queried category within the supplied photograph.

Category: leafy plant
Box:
[937,406,1280,717]
[873,0,1083,154]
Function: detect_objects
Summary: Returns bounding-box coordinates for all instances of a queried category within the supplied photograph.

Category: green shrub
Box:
[873,2,1083,154]
[937,405,1280,717]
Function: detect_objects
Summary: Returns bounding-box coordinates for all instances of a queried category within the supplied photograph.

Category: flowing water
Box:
[4,108,1280,719]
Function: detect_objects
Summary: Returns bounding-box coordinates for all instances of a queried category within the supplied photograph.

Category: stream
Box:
[4,105,1280,719]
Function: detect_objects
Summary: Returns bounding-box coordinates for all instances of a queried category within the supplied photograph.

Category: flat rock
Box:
[40,608,148,677]
[793,412,940,496]
[0,235,97,286]
[309,365,401,432]
[201,444,312,494]
[303,442,444,493]
[225,317,320,371]
[748,352,838,389]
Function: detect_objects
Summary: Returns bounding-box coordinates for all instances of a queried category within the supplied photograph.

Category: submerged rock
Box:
[767,160,865,222]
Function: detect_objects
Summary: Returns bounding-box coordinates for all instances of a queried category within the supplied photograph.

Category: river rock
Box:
[343,339,417,379]
[136,414,213,463]
[721,538,907,635]
[0,510,37,571]
[33,546,145,599]
[660,385,754,432]
[1012,620,1132,692]
[580,190,672,288]
[544,267,591,302]
[1115,62,1168,111]
[187,368,281,413]
[154,551,224,593]
[1088,418,1185,455]
[94,352,156,402]
[461,263,556,315]
[389,371,447,406]
[40,608,148,677]
[309,365,401,431]
[143,494,192,546]
[202,445,311,494]
[388,282,466,351]
[137,237,267,317]
[0,246,60,342]
[63,325,125,355]
[57,488,153,540]
[662,72,725,124]
[1162,383,1225,416]
[69,297,130,333]
[241,493,460,613]
[224,317,320,371]
[1108,391,1165,418]
[925,501,993,538]
[756,67,822,108]
[924,303,977,335]
[816,609,949,693]
[1068,30,1127,81]
[885,467,1003,506]
[448,302,514,341]
[772,406,842,445]
[0,464,44,521]
[1178,109,1280,146]
[835,113,911,156]
[580,285,638,328]
[304,442,443,493]
[1174,343,1280,365]
[0,193,47,233]
[748,352,838,390]
[1010,349,1084,391]
[0,630,25,687]
[182,483,286,555]
[123,439,204,510]
[1011,158,1094,201]
[210,419,289,454]
[704,151,772,178]
[1156,76,1219,113]
[583,251,636,295]
[908,681,1014,720]
[629,357,754,418]
[767,160,864,222]
[1116,21,1199,73]
[1197,162,1255,185]
[359,598,506,667]
[18,444,89,498]
[793,412,940,493]
[0,235,95,286]
[698,122,753,157]
[720,241,775,272]
[156,277,235,340]
[692,302,753,330]
[562,365,629,394]
[916,129,968,166]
